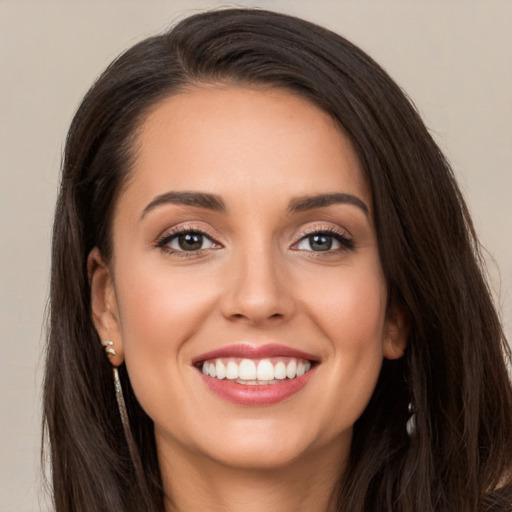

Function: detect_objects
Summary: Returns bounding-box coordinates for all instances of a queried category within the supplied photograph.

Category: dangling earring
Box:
[101,341,140,469]
[406,402,417,437]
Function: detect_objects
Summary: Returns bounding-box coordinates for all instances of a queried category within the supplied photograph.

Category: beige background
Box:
[1,1,510,510]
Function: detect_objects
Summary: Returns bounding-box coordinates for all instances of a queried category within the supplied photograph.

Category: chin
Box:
[209,439,311,470]
[158,415,351,473]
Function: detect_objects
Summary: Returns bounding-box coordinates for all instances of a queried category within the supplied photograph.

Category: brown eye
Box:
[177,233,204,251]
[157,230,218,253]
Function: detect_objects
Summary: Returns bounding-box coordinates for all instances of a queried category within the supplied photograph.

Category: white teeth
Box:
[286,360,297,379]
[201,357,313,382]
[215,360,226,379]
[239,359,257,380]
[274,361,287,380]
[256,359,274,380]
[296,361,311,377]
[226,361,239,379]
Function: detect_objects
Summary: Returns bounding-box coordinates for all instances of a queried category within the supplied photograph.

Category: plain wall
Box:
[1,1,510,510]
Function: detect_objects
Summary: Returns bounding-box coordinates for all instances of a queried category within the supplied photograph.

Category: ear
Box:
[87,247,124,366]
[382,304,409,360]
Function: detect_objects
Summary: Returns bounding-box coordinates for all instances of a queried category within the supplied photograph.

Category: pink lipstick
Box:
[192,343,317,364]
[194,343,318,406]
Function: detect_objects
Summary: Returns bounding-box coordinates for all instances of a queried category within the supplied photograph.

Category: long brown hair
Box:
[44,8,512,511]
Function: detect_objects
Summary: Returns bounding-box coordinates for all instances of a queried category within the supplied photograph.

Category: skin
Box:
[89,86,408,512]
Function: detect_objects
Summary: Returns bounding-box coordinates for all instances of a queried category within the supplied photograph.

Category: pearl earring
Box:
[101,340,116,357]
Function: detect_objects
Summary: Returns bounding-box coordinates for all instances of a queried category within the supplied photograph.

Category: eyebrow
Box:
[140,190,368,220]
[288,193,369,215]
[140,191,226,219]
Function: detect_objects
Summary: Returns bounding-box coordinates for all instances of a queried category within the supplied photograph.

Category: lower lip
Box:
[199,369,314,406]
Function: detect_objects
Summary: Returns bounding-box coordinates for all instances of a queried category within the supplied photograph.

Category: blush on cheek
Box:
[307,274,387,347]
[116,261,218,343]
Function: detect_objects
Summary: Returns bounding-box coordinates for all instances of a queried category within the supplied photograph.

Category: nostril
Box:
[220,279,295,324]
[228,312,286,323]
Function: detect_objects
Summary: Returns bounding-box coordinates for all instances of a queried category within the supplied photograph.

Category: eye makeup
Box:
[291,225,354,253]
[155,225,222,257]
[154,222,354,260]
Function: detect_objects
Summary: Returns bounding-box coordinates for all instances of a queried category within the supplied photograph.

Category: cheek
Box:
[302,259,388,351]
[114,259,219,349]
[112,259,221,408]
[296,259,387,425]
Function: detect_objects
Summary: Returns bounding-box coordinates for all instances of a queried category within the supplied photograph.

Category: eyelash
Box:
[155,225,354,256]
[292,226,354,253]
[155,226,220,257]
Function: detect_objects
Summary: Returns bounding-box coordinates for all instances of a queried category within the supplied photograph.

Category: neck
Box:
[158,437,348,512]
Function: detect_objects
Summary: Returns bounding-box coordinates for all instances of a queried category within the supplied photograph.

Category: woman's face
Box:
[90,86,407,471]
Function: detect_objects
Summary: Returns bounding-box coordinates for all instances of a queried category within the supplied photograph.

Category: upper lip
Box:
[192,343,318,364]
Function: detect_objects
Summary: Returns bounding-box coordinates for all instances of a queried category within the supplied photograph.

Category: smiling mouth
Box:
[193,343,318,405]
[197,357,313,385]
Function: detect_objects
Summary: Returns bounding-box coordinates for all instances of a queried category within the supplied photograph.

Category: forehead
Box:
[121,86,371,215]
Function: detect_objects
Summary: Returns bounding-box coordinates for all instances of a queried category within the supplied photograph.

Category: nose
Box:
[220,246,295,326]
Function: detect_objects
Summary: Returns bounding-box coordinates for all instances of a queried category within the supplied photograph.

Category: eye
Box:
[293,229,353,252]
[157,229,219,253]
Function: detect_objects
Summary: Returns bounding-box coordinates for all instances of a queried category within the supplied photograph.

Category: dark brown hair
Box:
[44,8,512,511]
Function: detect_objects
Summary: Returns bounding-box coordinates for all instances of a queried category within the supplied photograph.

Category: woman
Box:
[43,8,512,512]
